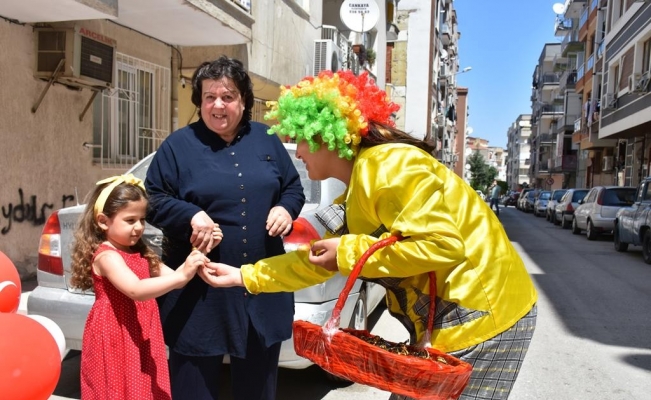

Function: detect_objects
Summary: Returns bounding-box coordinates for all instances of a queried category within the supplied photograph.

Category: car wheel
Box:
[613,223,628,252]
[561,213,571,229]
[545,212,550,221]
[325,286,368,382]
[571,217,581,234]
[553,213,560,225]
[643,231,651,265]
[586,220,598,241]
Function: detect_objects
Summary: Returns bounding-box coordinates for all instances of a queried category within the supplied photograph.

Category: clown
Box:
[200,71,538,400]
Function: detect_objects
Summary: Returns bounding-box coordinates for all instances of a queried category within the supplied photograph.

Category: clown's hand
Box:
[199,262,244,288]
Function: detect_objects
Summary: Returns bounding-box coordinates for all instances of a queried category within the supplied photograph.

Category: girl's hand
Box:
[199,262,244,288]
[308,238,340,271]
[180,249,209,280]
[266,206,292,237]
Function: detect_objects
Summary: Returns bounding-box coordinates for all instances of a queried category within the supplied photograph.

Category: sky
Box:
[453,0,563,149]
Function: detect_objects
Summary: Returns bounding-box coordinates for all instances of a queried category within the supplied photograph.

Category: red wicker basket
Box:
[293,236,473,400]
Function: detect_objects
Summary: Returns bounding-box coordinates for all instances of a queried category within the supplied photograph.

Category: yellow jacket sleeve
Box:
[241,247,337,294]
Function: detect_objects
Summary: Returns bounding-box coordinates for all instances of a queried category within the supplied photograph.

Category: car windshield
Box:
[539,191,551,200]
[552,190,567,200]
[572,190,589,202]
[602,188,636,206]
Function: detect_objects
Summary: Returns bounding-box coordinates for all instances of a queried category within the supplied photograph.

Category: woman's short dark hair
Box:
[191,56,254,123]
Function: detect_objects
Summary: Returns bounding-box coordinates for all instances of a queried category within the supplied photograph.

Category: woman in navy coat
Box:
[145,56,305,400]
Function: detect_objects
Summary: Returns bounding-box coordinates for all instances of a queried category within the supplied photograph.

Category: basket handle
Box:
[324,235,438,336]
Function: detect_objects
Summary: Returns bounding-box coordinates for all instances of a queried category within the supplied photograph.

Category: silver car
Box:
[532,190,551,217]
[28,143,386,372]
[572,186,636,240]
[554,188,590,229]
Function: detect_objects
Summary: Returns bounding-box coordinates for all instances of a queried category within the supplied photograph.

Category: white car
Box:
[572,185,636,240]
[28,143,385,373]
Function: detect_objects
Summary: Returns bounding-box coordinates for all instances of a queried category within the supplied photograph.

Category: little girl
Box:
[70,174,221,400]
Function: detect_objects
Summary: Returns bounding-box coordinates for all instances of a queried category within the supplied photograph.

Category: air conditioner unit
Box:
[313,39,342,76]
[34,27,116,90]
[439,64,448,78]
[602,156,614,171]
[602,93,617,109]
[632,71,651,93]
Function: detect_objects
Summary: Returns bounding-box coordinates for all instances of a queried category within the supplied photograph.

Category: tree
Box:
[467,152,496,191]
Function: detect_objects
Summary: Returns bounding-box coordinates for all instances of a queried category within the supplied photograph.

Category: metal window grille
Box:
[92,53,170,169]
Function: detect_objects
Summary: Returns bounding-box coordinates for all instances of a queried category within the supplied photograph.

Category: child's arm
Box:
[95,249,207,301]
[158,224,223,276]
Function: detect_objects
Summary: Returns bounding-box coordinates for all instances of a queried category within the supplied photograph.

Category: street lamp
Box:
[455,66,472,75]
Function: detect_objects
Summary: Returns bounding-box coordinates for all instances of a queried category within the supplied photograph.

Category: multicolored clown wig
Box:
[265,70,400,160]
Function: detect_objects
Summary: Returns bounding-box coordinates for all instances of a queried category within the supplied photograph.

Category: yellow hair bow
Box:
[94,173,146,215]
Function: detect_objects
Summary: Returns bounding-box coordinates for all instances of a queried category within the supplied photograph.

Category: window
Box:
[643,38,651,74]
[92,53,170,169]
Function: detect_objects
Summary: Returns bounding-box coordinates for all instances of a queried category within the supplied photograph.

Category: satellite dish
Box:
[466,126,474,135]
[340,0,380,33]
[552,3,565,15]
[440,49,449,60]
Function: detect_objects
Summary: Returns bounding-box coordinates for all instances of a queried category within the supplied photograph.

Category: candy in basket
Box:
[293,235,473,400]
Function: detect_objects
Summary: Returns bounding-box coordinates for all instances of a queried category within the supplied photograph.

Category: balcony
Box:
[552,154,578,172]
[0,0,254,46]
[539,133,554,143]
[554,17,573,36]
[440,23,451,45]
[561,29,583,56]
[564,0,587,16]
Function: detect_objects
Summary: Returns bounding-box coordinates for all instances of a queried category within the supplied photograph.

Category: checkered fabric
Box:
[315,203,348,235]
[388,304,537,400]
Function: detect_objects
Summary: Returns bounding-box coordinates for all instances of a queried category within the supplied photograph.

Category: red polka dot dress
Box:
[80,244,171,400]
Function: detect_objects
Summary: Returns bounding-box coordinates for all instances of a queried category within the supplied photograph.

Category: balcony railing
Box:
[577,62,585,81]
[579,8,588,29]
[561,29,582,56]
[586,54,594,72]
[541,73,560,84]
[554,154,578,170]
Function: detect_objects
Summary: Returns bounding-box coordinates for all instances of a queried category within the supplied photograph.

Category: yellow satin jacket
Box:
[241,143,537,353]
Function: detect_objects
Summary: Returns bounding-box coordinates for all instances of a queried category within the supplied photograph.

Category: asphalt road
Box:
[21,203,651,399]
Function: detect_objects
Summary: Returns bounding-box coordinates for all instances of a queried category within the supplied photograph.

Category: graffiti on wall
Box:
[1,189,75,234]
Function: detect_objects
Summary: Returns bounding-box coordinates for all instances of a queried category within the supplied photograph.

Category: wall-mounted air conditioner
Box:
[602,93,617,109]
[439,64,448,78]
[313,39,342,76]
[631,71,650,93]
[602,156,613,171]
[34,27,116,90]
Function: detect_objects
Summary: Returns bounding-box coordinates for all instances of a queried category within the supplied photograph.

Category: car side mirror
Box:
[578,199,583,204]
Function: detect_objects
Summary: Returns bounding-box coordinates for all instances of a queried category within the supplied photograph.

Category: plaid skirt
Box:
[389,304,537,400]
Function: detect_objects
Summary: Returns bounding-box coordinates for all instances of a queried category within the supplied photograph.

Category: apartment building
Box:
[506,114,532,190]
[598,0,651,187]
[530,42,581,190]
[0,0,399,276]
[391,0,465,170]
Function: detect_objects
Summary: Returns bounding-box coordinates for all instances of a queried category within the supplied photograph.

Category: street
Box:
[24,204,651,399]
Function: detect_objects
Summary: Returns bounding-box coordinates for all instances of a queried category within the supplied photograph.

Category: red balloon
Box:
[0,313,61,400]
[0,250,21,313]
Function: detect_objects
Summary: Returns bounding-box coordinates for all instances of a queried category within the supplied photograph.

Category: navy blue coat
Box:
[145,119,305,357]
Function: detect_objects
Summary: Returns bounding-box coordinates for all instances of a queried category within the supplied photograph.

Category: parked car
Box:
[613,177,651,263]
[546,189,568,223]
[29,143,386,372]
[554,188,590,229]
[532,190,551,217]
[517,188,534,211]
[572,185,636,240]
[521,190,538,213]
[502,191,520,207]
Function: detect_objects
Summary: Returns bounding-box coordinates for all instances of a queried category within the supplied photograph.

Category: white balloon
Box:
[27,314,66,360]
